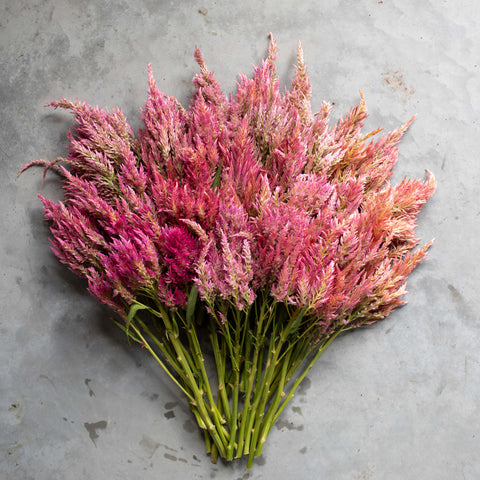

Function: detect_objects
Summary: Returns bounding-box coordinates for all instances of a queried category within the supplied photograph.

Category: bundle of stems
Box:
[22,36,435,467]
[121,292,344,466]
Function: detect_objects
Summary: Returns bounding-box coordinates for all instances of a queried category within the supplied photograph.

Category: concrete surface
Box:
[1,1,479,479]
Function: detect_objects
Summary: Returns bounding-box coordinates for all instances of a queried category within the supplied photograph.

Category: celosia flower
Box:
[22,36,435,468]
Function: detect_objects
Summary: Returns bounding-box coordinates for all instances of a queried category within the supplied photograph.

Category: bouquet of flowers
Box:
[22,37,435,467]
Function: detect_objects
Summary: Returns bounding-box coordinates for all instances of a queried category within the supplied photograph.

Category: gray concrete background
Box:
[1,1,479,479]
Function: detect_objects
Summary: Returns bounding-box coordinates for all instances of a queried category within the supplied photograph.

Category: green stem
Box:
[203,428,211,455]
[153,302,228,458]
[235,298,267,458]
[246,310,321,467]
[185,322,228,439]
[134,318,185,380]
[272,329,343,427]
[120,316,218,453]
[210,442,218,464]
[268,336,310,401]
[254,347,292,459]
[210,328,231,424]
[226,309,243,460]
[246,327,280,465]
[252,329,345,462]
[129,323,193,401]
[242,300,277,455]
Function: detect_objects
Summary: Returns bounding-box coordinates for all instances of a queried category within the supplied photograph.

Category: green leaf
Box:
[126,301,150,333]
[113,319,142,343]
[212,162,223,189]
[287,305,309,336]
[186,285,199,328]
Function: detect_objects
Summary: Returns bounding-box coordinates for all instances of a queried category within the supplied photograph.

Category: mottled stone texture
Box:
[1,1,479,479]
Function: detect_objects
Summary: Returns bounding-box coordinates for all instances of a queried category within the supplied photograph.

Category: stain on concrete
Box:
[292,406,303,416]
[183,419,196,433]
[381,70,415,103]
[235,472,251,480]
[84,378,95,397]
[354,464,375,479]
[4,441,24,461]
[164,410,175,419]
[141,391,159,401]
[448,283,461,300]
[298,376,311,395]
[447,283,475,322]
[385,325,394,334]
[275,418,304,431]
[162,443,177,452]
[164,401,178,409]
[299,446,307,454]
[84,420,107,445]
[139,434,160,458]
[39,374,57,392]
[164,452,177,461]
[8,402,24,422]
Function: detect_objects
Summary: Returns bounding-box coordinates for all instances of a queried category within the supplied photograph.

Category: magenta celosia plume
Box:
[23,37,435,466]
